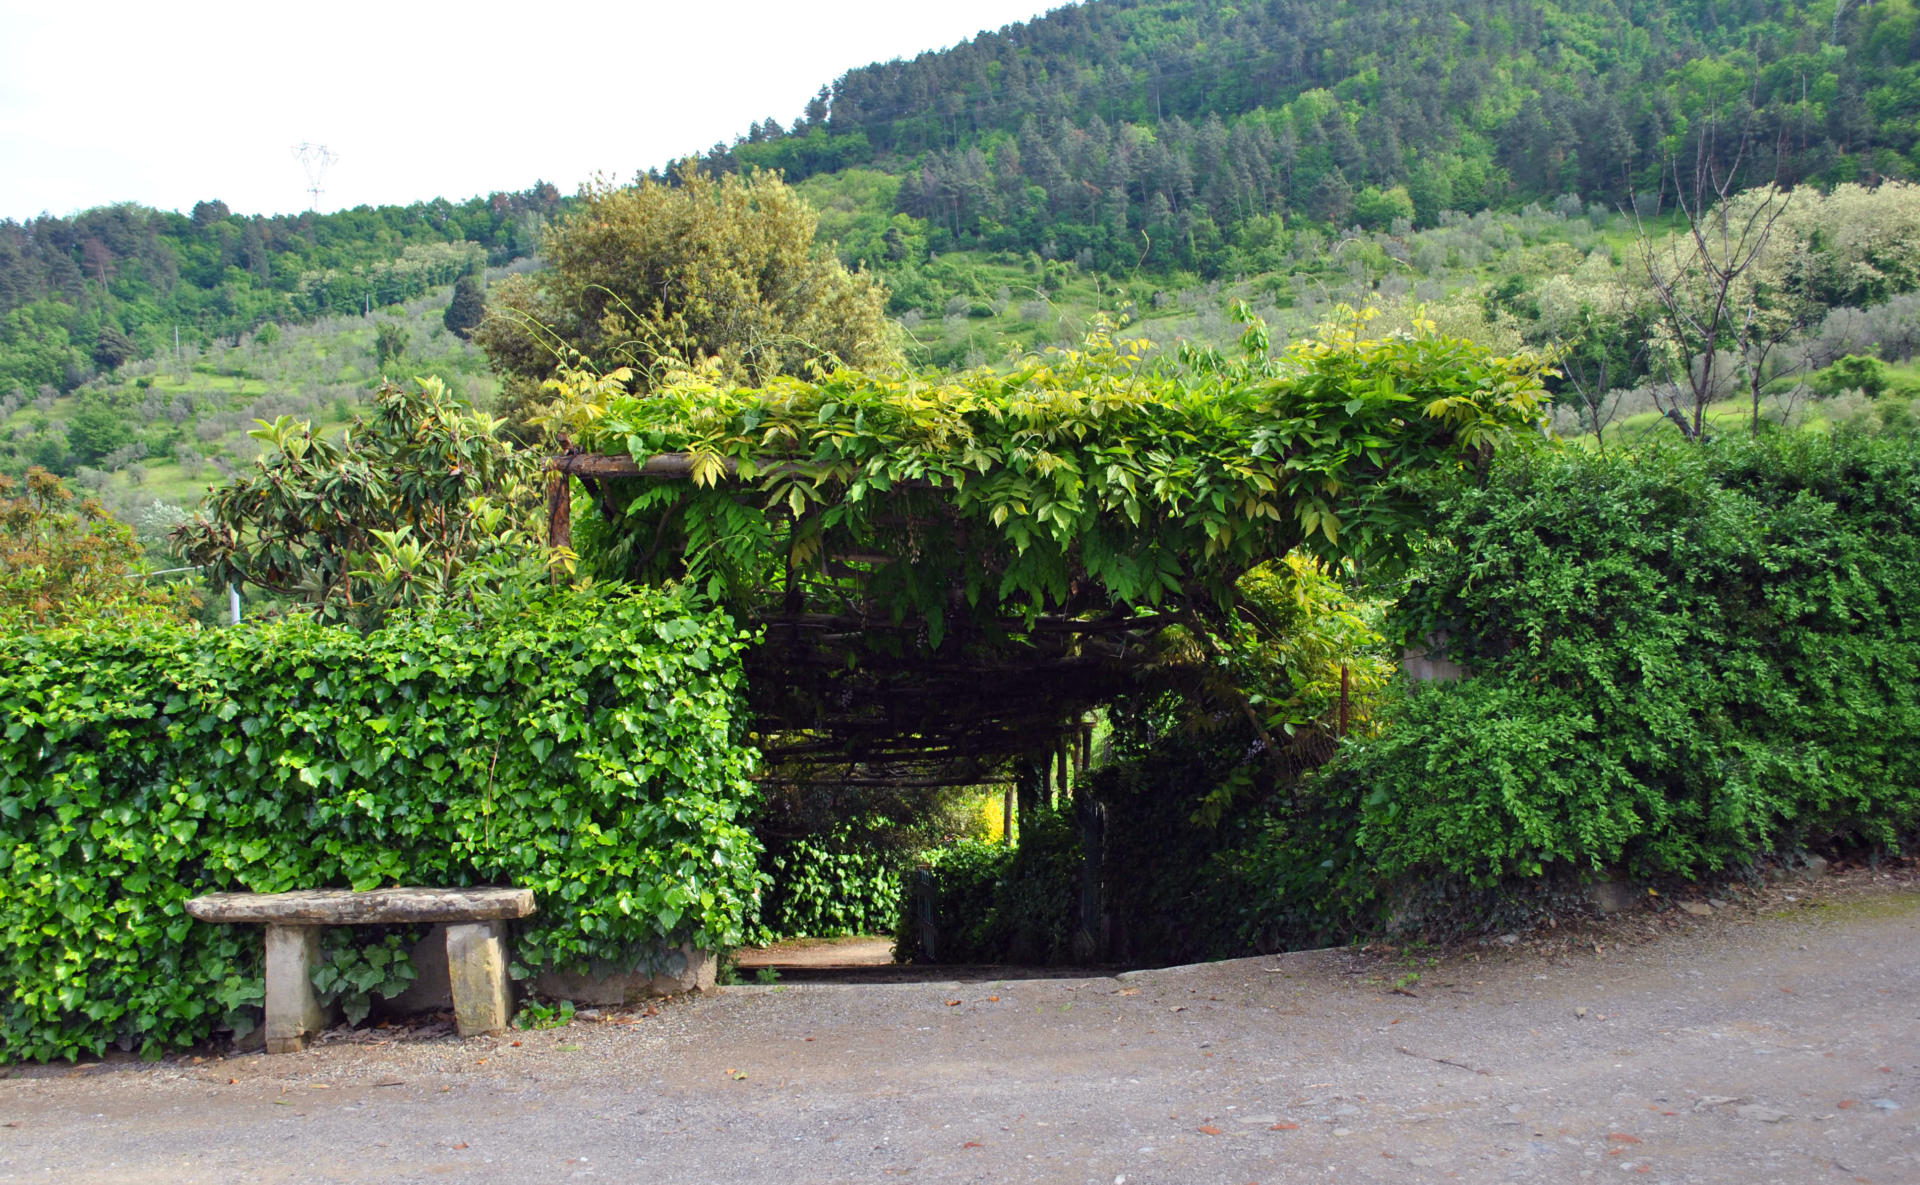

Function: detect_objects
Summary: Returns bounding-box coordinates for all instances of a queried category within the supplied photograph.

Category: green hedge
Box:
[894,811,1082,965]
[0,585,762,1062]
[1348,431,1920,884]
[750,830,901,942]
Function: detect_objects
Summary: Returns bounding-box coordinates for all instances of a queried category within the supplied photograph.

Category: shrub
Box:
[893,811,1082,965]
[750,829,900,941]
[1350,433,1920,885]
[0,584,761,1062]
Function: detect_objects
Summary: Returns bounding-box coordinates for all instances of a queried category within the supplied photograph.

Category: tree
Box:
[442,272,485,339]
[474,169,899,424]
[1630,123,1794,440]
[173,377,551,627]
[0,468,193,627]
[65,396,133,465]
[373,322,409,372]
[92,325,136,371]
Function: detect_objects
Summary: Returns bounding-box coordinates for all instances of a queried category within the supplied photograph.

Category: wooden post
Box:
[1002,785,1014,846]
[1074,796,1105,963]
[915,868,939,962]
[1015,757,1042,828]
[546,470,572,553]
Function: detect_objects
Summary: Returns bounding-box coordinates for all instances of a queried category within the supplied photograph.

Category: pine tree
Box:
[443,273,485,339]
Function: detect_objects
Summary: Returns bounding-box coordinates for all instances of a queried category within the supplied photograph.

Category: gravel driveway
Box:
[2,875,1915,1184]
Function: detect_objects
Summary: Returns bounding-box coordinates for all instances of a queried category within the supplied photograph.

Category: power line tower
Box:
[291,143,339,210]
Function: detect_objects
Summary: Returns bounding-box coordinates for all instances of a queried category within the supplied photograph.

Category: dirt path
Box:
[3,874,1916,1184]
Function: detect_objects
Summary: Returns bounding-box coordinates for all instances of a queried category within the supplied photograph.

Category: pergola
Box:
[546,451,1191,788]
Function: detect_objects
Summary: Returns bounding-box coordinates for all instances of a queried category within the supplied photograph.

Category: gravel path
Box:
[2,877,1916,1184]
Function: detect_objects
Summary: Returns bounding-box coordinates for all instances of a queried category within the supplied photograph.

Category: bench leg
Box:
[446,920,514,1037]
[264,924,327,1054]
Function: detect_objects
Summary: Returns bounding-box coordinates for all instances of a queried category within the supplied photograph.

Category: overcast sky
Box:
[0,0,1066,221]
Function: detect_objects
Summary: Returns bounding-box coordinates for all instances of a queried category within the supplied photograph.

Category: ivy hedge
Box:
[0,584,762,1062]
[1345,431,1920,885]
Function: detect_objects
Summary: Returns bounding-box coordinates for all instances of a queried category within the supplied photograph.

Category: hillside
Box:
[0,275,506,551]
[2,0,1916,517]
[701,0,1920,274]
[0,185,561,398]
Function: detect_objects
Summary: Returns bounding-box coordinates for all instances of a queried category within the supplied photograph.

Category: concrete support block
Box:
[264,924,328,1054]
[446,920,514,1036]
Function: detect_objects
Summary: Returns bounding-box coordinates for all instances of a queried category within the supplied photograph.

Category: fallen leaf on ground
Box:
[962,1141,983,1149]
[946,1000,961,1007]
[452,1143,468,1150]
[1170,1006,1187,1012]
[1270,1123,1299,1131]
[1198,1125,1222,1135]
[1838,1100,1856,1109]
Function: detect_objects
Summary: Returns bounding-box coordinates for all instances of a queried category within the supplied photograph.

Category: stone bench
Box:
[185,887,537,1053]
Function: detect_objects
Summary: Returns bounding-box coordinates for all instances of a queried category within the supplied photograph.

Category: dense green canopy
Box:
[560,312,1549,771]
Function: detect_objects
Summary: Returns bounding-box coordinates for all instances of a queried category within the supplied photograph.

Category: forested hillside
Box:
[699,0,1918,273]
[0,185,561,395]
[3,0,1916,490]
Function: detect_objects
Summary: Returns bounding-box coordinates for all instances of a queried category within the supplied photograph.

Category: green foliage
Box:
[514,997,576,1030]
[1089,730,1375,962]
[750,829,901,941]
[91,326,136,371]
[1813,354,1891,399]
[372,323,410,373]
[580,311,1549,638]
[65,396,133,466]
[893,839,1011,964]
[0,583,762,1061]
[0,467,193,628]
[311,929,418,1026]
[172,376,551,627]
[893,811,1083,965]
[442,273,486,340]
[694,0,1916,273]
[1347,433,1920,885]
[475,170,900,424]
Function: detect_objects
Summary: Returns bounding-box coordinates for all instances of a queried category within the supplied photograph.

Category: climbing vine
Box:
[576,309,1551,640]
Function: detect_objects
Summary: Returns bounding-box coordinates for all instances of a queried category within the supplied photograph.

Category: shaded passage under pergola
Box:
[547,452,1190,786]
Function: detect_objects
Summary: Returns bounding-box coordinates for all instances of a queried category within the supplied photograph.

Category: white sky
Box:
[0,0,1066,221]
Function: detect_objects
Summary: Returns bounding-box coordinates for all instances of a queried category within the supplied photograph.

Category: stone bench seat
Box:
[186,887,537,1053]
